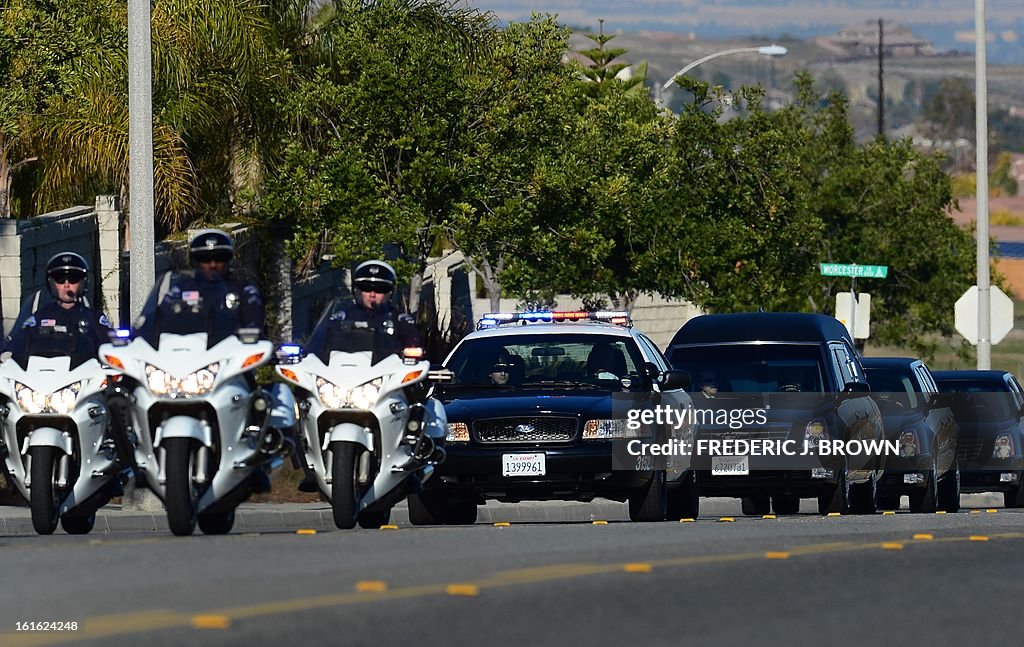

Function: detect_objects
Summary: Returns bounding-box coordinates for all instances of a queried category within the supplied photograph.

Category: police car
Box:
[408,311,697,524]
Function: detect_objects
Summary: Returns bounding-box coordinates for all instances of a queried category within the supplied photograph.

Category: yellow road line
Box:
[5,532,1023,647]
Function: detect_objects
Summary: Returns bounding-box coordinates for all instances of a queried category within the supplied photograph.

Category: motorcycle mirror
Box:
[238,327,261,344]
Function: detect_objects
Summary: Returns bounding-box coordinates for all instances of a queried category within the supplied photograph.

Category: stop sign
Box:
[954,285,1015,345]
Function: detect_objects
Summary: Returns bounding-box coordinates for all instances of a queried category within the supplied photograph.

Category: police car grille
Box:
[474,417,577,443]
[956,439,984,461]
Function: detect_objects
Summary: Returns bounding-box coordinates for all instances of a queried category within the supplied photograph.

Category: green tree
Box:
[575,19,648,98]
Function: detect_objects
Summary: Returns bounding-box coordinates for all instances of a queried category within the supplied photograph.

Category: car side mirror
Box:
[660,369,691,391]
[843,382,871,394]
[428,364,454,383]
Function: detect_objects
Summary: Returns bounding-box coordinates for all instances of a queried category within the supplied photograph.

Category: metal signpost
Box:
[128,0,156,319]
[820,263,888,343]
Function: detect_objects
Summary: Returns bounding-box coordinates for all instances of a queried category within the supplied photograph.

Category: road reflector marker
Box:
[592,520,608,525]
[881,542,903,550]
[719,517,735,522]
[970,510,982,514]
[762,514,777,519]
[446,584,480,596]
[765,552,790,559]
[827,512,842,517]
[986,509,999,513]
[935,511,947,514]
[679,518,695,523]
[970,536,990,541]
[913,533,934,540]
[493,522,511,527]
[191,615,230,630]
[882,511,896,515]
[355,580,388,593]
[380,524,399,530]
[295,529,317,535]
[624,563,653,573]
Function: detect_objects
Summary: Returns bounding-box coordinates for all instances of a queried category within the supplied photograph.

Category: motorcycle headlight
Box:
[15,381,81,415]
[899,430,920,458]
[315,377,383,410]
[145,363,219,398]
[804,420,828,446]
[993,434,1015,459]
[583,419,640,440]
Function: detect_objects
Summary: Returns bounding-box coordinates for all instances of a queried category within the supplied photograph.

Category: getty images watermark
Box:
[623,404,901,458]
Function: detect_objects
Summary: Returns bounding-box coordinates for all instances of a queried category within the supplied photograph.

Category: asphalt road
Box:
[1,495,1021,647]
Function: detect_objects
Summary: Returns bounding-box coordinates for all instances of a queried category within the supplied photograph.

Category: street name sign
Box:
[819,263,889,279]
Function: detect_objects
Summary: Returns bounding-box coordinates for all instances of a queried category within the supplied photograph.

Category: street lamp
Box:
[661,44,788,92]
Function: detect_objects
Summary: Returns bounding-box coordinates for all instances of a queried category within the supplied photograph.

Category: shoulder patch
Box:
[397,313,415,324]
[98,314,112,328]
[22,316,37,329]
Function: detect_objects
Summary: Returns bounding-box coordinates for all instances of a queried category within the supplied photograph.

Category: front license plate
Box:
[712,455,749,476]
[502,453,546,477]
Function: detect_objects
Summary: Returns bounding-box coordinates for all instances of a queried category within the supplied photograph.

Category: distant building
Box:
[817,22,935,58]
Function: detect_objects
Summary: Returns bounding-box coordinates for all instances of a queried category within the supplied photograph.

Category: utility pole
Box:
[128,0,155,319]
[877,18,885,137]
[976,0,991,369]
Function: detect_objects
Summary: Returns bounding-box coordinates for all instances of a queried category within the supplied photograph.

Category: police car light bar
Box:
[477,311,632,330]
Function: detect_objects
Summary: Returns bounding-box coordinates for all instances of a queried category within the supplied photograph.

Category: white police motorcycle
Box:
[0,292,128,534]
[276,311,447,529]
[99,273,295,535]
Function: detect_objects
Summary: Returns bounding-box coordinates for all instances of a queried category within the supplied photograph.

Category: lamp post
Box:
[128,0,155,321]
[975,0,991,369]
[661,44,789,92]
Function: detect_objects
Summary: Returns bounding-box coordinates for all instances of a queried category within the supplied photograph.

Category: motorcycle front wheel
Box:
[331,441,364,529]
[164,438,198,536]
[30,446,61,535]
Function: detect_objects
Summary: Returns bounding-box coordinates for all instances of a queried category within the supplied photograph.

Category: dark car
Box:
[932,370,1024,508]
[862,358,960,512]
[410,311,696,525]
[666,312,885,516]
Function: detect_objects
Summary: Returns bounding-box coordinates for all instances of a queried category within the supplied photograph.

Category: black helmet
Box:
[353,260,396,294]
[189,228,235,265]
[46,251,89,283]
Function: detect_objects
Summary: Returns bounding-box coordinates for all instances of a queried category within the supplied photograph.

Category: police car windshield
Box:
[7,293,98,370]
[446,334,644,388]
[135,273,244,349]
[670,344,827,393]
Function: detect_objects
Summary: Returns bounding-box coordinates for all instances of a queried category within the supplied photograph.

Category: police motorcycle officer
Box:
[0,252,126,533]
[103,229,297,534]
[296,260,423,493]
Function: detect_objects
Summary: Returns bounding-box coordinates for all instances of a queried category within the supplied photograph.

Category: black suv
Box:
[933,370,1024,507]
[862,357,960,513]
[410,311,696,524]
[667,312,884,515]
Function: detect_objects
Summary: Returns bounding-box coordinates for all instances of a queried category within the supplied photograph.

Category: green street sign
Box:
[819,263,888,279]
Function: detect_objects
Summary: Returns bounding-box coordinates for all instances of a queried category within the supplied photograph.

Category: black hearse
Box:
[862,358,960,513]
[666,313,884,515]
[933,370,1024,507]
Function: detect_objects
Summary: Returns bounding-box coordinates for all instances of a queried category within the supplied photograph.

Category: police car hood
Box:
[439,387,613,421]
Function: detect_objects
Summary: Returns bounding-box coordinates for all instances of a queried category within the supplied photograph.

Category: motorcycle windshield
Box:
[307,302,398,365]
[6,291,98,370]
[134,272,245,350]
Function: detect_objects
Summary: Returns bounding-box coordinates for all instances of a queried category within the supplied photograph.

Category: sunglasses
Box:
[194,252,232,264]
[52,272,85,285]
[356,283,392,295]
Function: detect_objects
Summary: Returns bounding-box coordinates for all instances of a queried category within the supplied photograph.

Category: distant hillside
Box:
[473,1,1024,64]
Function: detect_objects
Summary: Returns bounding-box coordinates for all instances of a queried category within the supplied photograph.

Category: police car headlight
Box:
[15,381,81,415]
[583,419,639,440]
[446,422,469,442]
[315,377,382,410]
[146,363,219,397]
